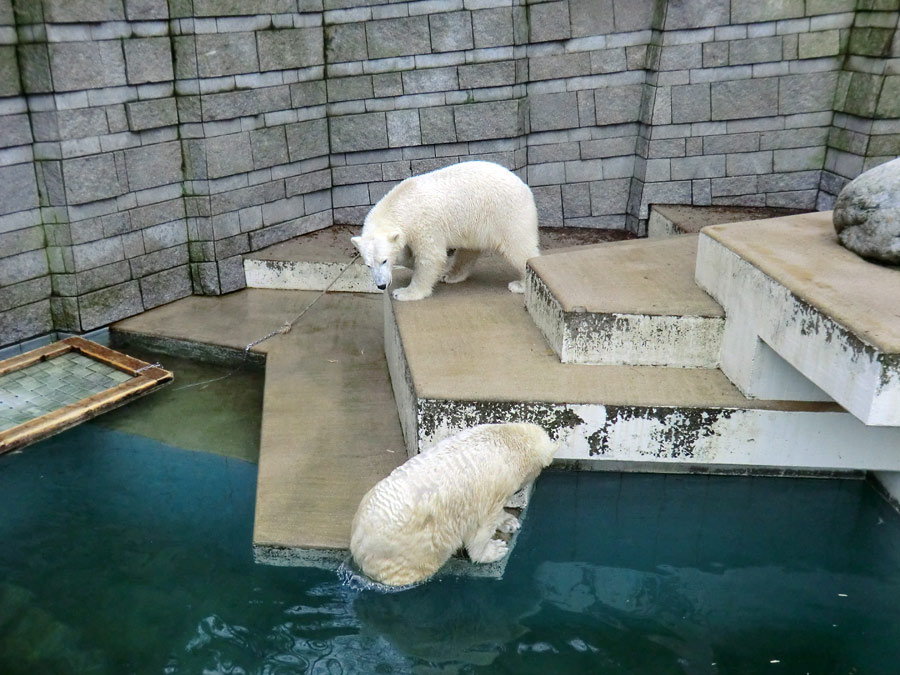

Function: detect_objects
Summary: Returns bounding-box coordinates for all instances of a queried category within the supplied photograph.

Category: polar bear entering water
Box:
[350,423,557,587]
[351,161,540,301]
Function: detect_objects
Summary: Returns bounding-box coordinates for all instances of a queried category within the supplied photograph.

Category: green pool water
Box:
[1,356,899,674]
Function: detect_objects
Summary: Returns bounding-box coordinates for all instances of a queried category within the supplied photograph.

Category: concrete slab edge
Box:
[551,461,865,479]
[563,312,724,368]
[254,544,347,569]
[254,540,515,579]
[244,259,378,293]
[526,260,724,368]
[524,265,566,361]
[384,293,420,459]
[696,233,900,426]
[415,397,900,472]
[647,209,682,238]
[110,329,266,369]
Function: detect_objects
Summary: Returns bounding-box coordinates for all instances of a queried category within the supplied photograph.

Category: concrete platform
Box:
[525,235,725,368]
[385,260,900,473]
[108,215,900,566]
[648,204,809,237]
[113,289,406,566]
[696,211,900,427]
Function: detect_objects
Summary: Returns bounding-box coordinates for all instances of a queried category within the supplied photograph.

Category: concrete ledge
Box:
[254,545,347,569]
[525,235,724,367]
[696,212,900,426]
[244,259,378,293]
[648,204,809,237]
[244,224,377,292]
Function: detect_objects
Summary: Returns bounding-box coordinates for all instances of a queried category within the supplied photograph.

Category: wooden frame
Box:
[0,337,173,455]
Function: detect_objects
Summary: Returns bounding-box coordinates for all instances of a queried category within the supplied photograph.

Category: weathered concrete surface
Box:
[114,289,406,564]
[648,204,810,237]
[386,258,900,471]
[526,235,724,367]
[697,211,900,426]
[833,157,900,264]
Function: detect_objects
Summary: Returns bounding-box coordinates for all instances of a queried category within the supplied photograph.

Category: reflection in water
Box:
[354,575,540,668]
[1,425,900,674]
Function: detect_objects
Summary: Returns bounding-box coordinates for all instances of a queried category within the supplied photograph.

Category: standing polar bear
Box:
[350,423,557,587]
[351,161,540,301]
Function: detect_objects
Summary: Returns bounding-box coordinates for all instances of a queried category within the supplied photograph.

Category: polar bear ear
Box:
[387,230,401,244]
[350,236,362,251]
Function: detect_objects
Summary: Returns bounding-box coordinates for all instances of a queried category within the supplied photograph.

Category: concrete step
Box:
[648,204,809,237]
[696,211,900,427]
[525,235,725,368]
[386,261,900,472]
[244,225,378,292]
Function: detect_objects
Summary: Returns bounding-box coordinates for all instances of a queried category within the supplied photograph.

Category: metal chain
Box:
[163,253,362,393]
[242,253,361,353]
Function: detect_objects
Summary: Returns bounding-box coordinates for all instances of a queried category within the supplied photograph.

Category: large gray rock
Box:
[833,157,900,264]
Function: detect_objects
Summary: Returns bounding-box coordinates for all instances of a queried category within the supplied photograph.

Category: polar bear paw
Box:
[507,280,525,294]
[392,286,429,301]
[440,271,470,284]
[496,512,521,534]
[470,538,509,564]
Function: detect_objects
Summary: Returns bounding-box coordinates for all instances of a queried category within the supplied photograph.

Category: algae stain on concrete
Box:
[593,406,734,459]
[417,399,584,449]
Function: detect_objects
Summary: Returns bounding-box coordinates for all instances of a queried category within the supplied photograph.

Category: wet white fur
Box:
[351,161,540,301]
[350,423,557,587]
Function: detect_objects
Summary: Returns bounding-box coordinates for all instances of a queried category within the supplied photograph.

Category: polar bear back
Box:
[365,161,538,252]
[350,423,553,586]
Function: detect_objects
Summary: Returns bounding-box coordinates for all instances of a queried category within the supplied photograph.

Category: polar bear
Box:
[351,161,540,301]
[350,423,557,587]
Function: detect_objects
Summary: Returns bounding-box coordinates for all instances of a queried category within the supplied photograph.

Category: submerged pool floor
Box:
[1,418,899,674]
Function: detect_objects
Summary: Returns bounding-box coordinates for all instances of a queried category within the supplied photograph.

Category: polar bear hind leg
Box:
[499,237,540,294]
[440,248,481,284]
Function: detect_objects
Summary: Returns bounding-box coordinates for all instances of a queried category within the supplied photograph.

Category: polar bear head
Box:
[503,423,558,480]
[351,223,406,291]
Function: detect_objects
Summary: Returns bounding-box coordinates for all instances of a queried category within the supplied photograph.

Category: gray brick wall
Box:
[0,0,898,347]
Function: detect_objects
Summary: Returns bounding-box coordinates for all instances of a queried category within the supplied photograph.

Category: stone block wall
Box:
[0,0,898,348]
[820,4,900,206]
[1,1,48,346]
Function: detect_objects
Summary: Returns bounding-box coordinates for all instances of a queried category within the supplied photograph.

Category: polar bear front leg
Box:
[392,247,445,301]
[466,509,511,563]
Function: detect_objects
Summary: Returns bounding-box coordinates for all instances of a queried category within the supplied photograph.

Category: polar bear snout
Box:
[371,261,391,290]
